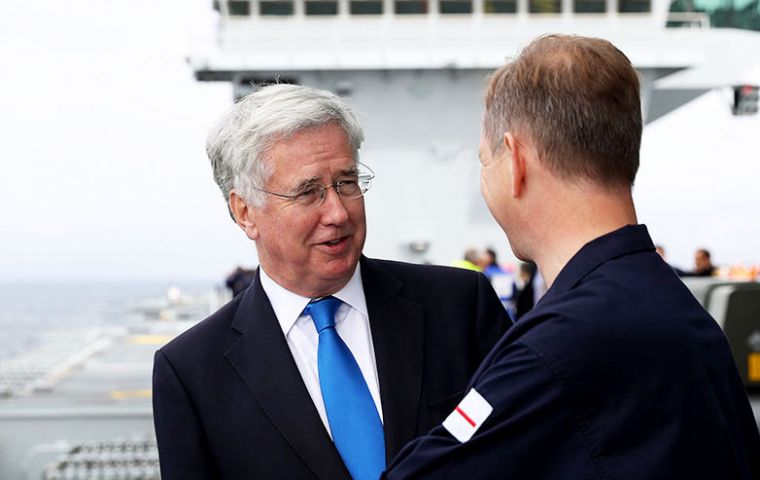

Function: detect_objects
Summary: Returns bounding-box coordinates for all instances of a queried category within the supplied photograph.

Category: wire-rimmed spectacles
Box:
[253,162,375,208]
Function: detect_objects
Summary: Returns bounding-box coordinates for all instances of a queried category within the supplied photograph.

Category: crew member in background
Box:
[513,262,535,320]
[385,34,760,478]
[451,248,483,271]
[480,248,515,315]
[690,247,717,277]
[224,266,256,297]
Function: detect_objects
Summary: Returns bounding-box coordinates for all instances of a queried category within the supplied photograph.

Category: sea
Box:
[0,280,220,363]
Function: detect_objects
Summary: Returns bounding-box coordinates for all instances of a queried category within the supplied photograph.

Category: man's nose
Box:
[319,186,350,225]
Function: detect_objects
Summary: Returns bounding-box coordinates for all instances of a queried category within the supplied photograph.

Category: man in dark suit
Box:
[385,35,760,478]
[152,84,510,480]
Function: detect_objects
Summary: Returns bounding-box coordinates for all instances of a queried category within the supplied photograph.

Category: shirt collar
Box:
[259,264,368,337]
[332,265,368,318]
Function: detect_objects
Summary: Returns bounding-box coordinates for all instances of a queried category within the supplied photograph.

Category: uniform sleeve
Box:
[384,341,599,479]
[152,350,221,480]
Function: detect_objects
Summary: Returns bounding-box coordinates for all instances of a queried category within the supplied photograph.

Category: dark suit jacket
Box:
[153,256,510,479]
[386,225,760,479]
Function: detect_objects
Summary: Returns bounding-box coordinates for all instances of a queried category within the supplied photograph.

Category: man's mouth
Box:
[324,238,343,246]
[318,235,351,252]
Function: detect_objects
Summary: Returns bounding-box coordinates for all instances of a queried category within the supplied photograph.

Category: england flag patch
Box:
[442,388,493,443]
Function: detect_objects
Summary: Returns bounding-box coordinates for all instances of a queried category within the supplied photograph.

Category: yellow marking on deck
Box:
[748,353,760,382]
[128,335,175,345]
[110,389,153,400]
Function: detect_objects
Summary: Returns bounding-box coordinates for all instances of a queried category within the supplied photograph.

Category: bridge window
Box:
[214,0,252,15]
[306,0,339,14]
[440,0,473,13]
[574,0,605,12]
[260,0,295,14]
[529,0,561,13]
[666,0,760,29]
[619,0,650,12]
[394,0,429,14]
[484,0,517,13]
[350,0,384,13]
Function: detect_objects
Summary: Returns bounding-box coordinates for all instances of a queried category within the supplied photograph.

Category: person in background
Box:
[480,248,503,278]
[152,84,510,480]
[691,248,716,277]
[513,262,536,320]
[385,34,760,478]
[451,248,483,271]
[480,248,515,315]
[224,266,256,297]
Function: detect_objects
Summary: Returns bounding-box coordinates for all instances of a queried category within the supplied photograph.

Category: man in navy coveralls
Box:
[385,34,760,479]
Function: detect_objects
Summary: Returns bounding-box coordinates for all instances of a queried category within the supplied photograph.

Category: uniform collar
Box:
[260,264,368,337]
[548,224,655,297]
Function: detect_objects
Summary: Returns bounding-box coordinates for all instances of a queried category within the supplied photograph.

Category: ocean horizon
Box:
[0,280,221,362]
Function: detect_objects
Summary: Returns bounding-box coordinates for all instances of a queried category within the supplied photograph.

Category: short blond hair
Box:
[484,34,642,187]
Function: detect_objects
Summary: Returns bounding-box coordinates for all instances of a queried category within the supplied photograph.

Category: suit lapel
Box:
[361,257,425,462]
[224,272,350,480]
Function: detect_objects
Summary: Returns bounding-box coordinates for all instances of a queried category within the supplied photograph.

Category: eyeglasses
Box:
[253,162,375,208]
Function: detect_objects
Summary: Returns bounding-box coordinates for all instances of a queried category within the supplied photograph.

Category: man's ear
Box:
[504,132,526,198]
[229,191,259,241]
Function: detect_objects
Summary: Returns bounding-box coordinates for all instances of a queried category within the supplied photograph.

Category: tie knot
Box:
[306,296,343,333]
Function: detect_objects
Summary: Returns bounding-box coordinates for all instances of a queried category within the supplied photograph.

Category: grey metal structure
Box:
[188,0,760,267]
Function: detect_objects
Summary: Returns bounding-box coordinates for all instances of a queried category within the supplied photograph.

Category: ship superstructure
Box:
[189,0,760,265]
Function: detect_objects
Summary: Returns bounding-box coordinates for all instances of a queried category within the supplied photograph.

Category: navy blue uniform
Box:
[386,225,760,479]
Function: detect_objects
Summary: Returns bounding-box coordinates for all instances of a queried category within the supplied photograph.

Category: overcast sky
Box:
[0,0,250,282]
[1,0,759,282]
[636,85,760,273]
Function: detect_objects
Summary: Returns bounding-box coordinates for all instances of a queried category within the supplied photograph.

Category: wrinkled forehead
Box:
[265,126,357,180]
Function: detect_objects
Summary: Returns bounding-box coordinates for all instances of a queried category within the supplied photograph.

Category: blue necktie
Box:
[305,296,386,480]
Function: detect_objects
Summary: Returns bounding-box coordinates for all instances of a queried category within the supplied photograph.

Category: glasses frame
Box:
[252,161,375,208]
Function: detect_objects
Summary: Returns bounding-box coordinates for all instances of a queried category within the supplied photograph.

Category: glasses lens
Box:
[292,164,374,208]
[337,180,361,198]
[294,188,322,207]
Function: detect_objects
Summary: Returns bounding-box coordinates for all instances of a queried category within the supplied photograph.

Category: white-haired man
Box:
[152,84,510,480]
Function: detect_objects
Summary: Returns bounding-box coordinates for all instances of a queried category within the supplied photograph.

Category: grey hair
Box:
[206,84,365,215]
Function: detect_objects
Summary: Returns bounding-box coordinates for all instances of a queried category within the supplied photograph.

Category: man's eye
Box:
[338,180,359,193]
[297,187,319,198]
[294,187,321,203]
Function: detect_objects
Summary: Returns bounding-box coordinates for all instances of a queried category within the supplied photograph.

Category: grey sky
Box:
[1,0,251,281]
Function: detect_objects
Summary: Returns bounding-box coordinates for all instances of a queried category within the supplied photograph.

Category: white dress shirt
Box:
[259,264,384,438]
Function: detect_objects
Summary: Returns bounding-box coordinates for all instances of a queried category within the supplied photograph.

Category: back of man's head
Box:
[483,34,642,189]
